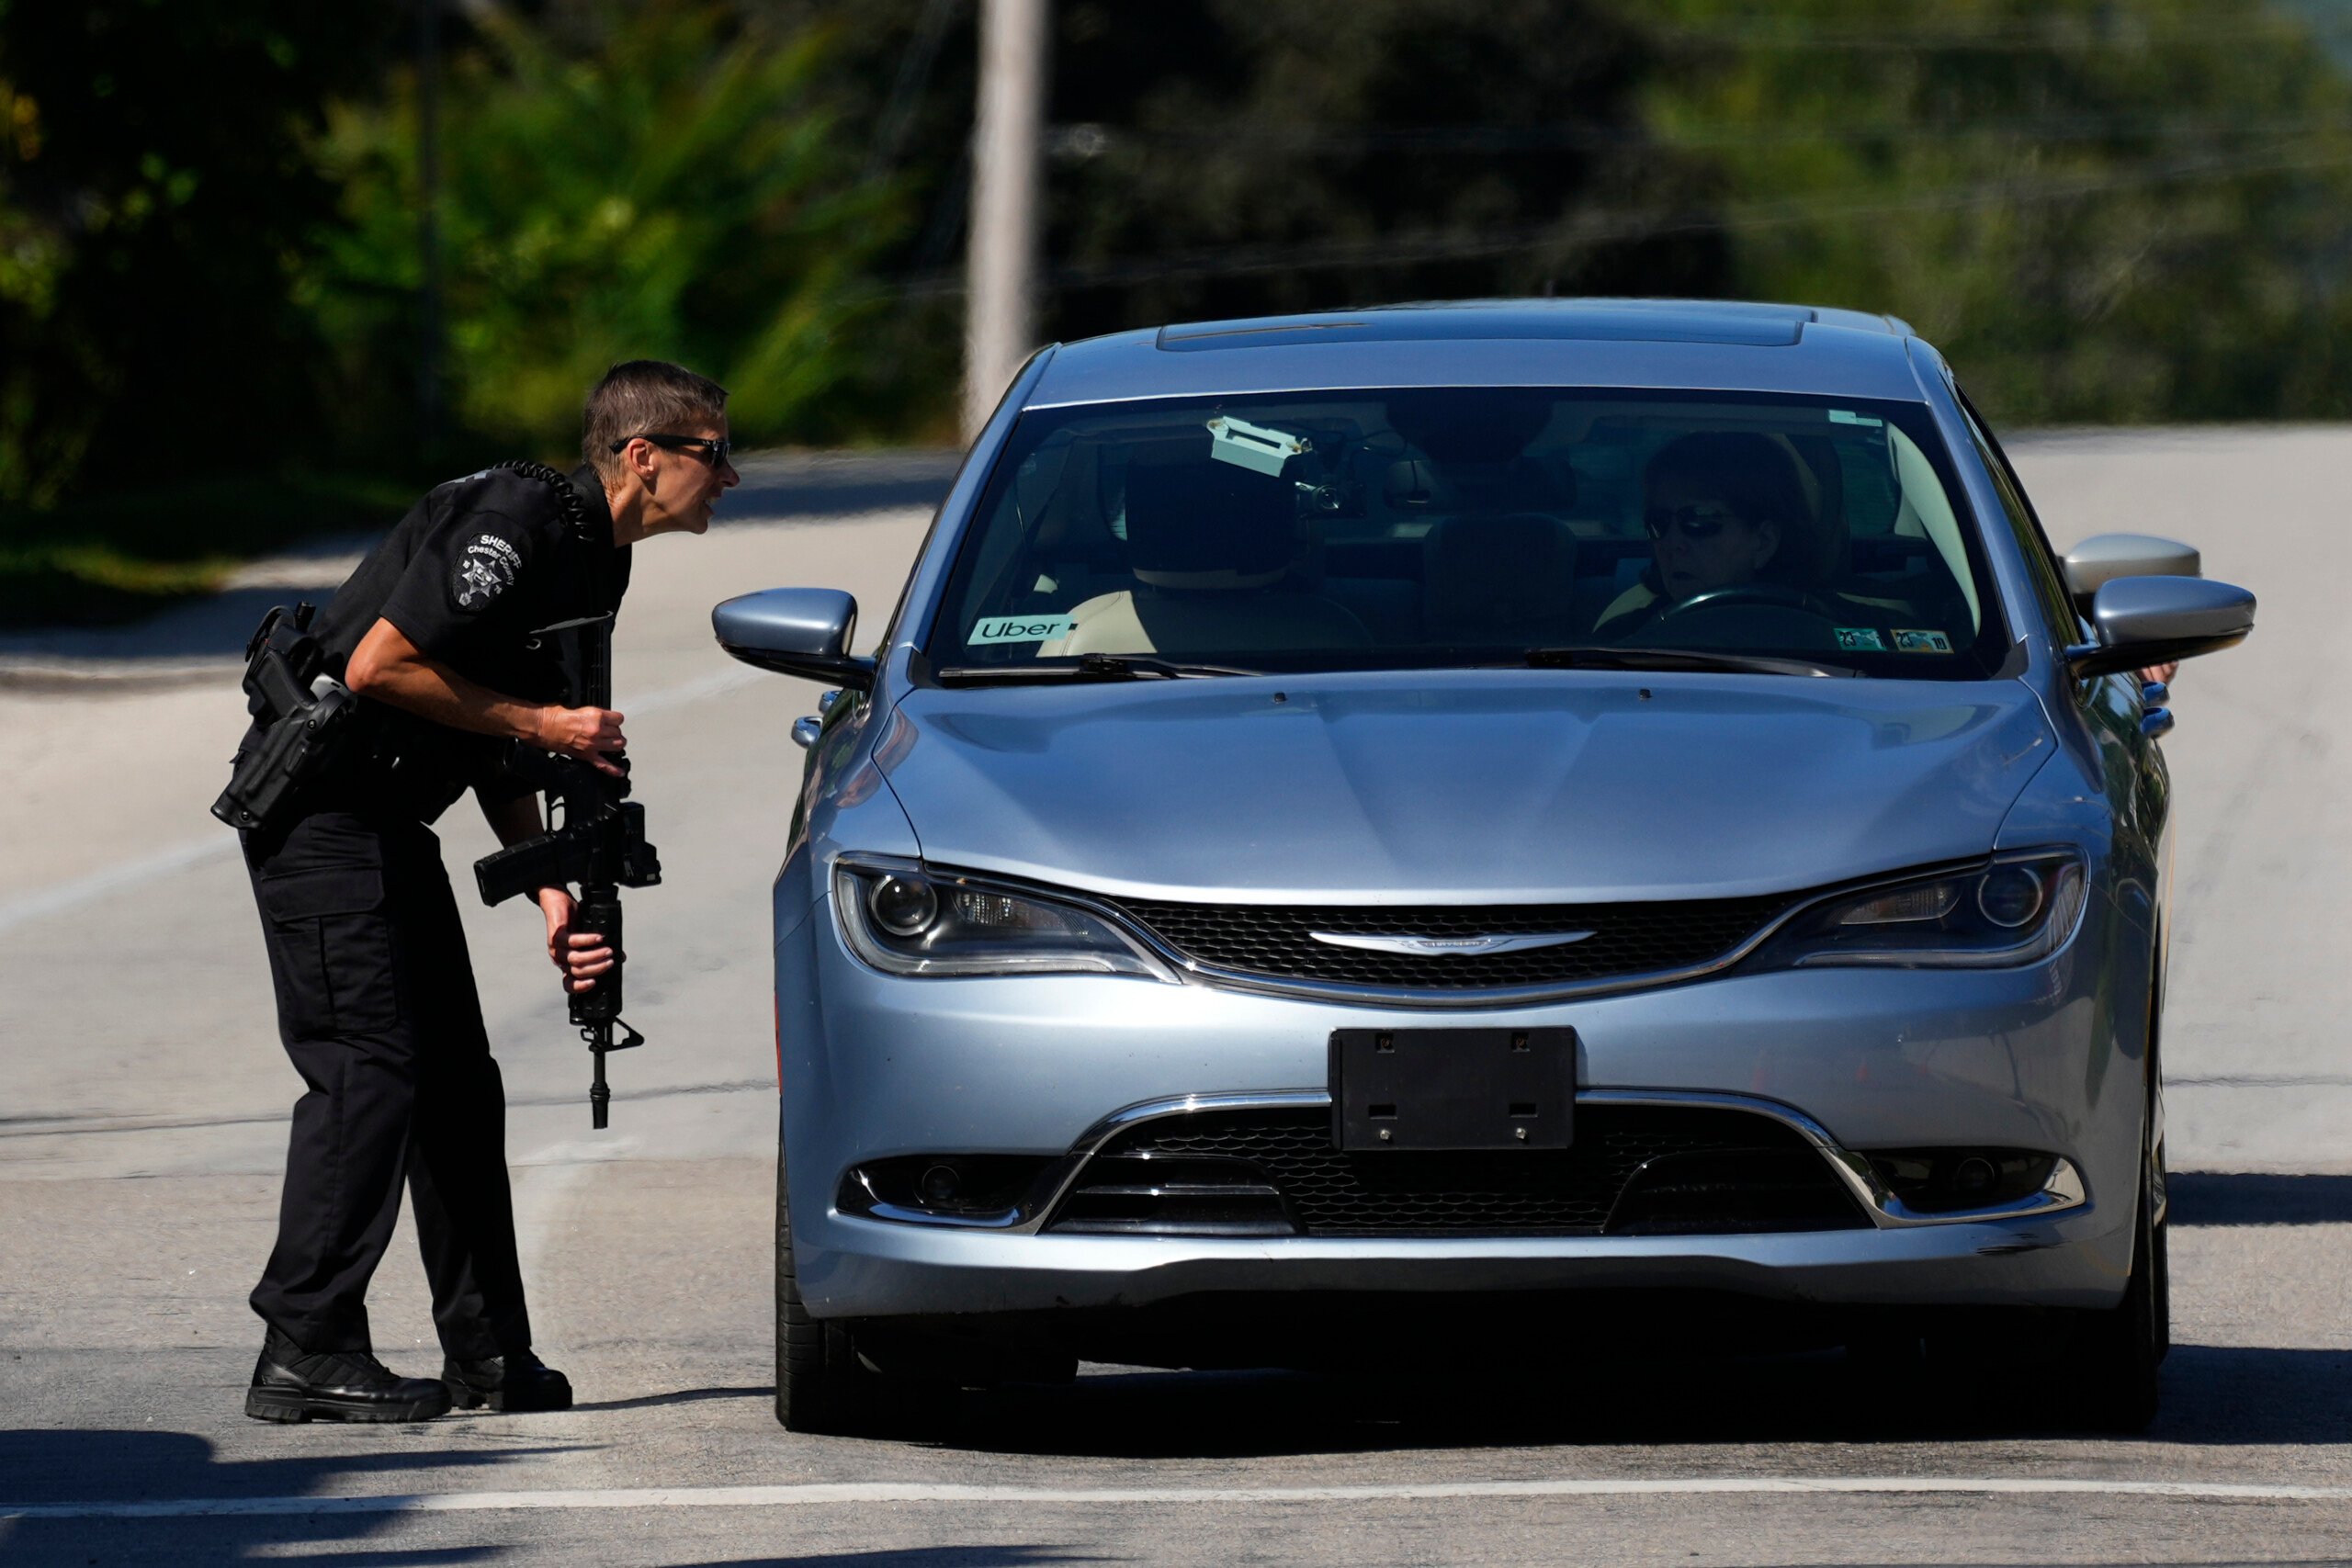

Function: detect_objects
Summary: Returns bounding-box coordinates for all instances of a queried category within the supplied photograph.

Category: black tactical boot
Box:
[246,1328,453,1423]
[443,1348,574,1413]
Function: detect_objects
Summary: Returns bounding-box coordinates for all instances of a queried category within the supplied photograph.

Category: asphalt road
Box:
[2,435,2346,1566]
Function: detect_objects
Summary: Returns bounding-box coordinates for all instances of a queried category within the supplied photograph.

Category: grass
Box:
[0,470,417,630]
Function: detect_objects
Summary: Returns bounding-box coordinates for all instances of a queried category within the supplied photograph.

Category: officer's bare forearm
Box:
[346,618,555,746]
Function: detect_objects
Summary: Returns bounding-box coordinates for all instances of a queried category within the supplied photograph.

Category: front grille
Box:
[1044,1105,1870,1236]
[1111,895,1789,991]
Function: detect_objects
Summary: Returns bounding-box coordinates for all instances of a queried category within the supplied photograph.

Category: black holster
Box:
[212,603,366,832]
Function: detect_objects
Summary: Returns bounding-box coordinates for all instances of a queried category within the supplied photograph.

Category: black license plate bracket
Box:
[1329,1027,1576,1151]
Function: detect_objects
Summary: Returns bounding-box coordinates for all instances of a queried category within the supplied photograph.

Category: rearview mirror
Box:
[2063,534,2200,612]
[712,589,876,691]
[2064,576,2254,680]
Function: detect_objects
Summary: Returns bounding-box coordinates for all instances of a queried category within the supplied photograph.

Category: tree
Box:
[766,0,1728,418]
[1042,0,1728,339]
[1640,0,2352,423]
[310,1,907,459]
[0,1,393,506]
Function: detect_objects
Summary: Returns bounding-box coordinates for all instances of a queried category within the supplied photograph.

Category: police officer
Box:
[238,361,739,1422]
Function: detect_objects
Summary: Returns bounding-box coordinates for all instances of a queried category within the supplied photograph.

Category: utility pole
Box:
[962,0,1047,442]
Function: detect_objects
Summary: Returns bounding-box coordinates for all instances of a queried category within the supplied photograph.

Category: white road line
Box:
[2170,1073,2352,1089]
[0,665,763,939]
[7,1476,2351,1521]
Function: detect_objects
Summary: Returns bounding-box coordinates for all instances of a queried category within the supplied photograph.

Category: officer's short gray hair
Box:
[583,361,730,482]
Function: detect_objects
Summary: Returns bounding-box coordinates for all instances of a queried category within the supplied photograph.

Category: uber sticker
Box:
[970,614,1076,645]
[452,533,523,611]
[1892,627,1954,654]
[1834,626,1886,652]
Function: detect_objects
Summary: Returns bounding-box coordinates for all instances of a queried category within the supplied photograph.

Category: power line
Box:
[1045,113,2352,158]
[885,142,2352,300]
[1655,16,2351,53]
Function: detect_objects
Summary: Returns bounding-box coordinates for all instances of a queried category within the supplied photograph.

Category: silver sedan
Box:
[714,299,2253,1435]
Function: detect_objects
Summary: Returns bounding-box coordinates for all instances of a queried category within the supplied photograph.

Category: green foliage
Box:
[778,0,1728,352]
[0,2,391,507]
[310,2,907,463]
[12,0,2352,628]
[1038,0,1726,339]
[1637,0,2352,423]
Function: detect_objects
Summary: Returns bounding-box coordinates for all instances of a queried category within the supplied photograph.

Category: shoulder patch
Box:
[452,533,524,611]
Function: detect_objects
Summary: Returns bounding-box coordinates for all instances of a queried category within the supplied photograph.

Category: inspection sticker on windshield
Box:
[1828,408,1884,427]
[1835,626,1887,652]
[970,614,1077,646]
[1893,627,1954,654]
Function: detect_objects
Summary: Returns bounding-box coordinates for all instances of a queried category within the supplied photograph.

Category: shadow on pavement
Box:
[569,1383,771,1413]
[2169,1172,2352,1226]
[0,1427,1094,1566]
[910,1343,2352,1459]
[0,584,342,666]
[680,1554,1102,1567]
[0,1427,581,1563]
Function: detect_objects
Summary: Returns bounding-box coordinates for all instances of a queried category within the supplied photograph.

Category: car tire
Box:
[2062,1097,2169,1432]
[775,1141,876,1434]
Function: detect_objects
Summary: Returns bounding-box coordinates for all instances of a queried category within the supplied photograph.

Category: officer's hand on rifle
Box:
[537,886,619,994]
[533,705,629,778]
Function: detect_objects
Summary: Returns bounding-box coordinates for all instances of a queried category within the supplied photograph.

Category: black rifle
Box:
[472,614,662,1128]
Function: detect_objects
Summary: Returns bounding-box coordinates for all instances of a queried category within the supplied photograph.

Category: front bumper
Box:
[811,1189,2121,1319]
[778,887,2148,1320]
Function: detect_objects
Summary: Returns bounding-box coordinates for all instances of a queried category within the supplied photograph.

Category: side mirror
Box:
[2063,534,2200,613]
[2064,575,2254,680]
[712,588,876,692]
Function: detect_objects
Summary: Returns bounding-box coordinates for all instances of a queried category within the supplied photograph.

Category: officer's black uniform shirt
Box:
[281,464,630,823]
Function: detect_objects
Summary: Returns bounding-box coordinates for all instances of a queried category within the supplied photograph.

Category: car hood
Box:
[875,671,2054,902]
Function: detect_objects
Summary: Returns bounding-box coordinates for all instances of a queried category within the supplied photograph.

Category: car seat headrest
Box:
[1422,513,1579,643]
[1125,456,1298,590]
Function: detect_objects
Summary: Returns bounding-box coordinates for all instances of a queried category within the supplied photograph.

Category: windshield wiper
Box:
[936,652,1266,683]
[1519,645,1858,679]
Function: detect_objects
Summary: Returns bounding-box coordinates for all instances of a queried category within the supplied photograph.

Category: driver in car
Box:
[1594,431,1805,638]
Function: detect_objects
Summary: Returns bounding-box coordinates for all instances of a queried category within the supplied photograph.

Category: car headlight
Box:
[1751,851,2088,970]
[833,861,1178,980]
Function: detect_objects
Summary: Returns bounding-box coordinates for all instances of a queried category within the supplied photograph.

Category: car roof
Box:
[1025,298,1931,410]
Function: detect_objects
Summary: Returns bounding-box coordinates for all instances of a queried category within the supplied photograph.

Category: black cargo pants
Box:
[243,807,531,1358]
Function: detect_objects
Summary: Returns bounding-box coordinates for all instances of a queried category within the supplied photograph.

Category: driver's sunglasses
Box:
[613,432,733,467]
[1644,503,1738,541]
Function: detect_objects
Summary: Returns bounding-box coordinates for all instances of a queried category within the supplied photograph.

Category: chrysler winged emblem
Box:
[1306,931,1595,957]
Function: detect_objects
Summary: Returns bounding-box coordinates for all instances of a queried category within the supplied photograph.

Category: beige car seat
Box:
[1046,456,1370,657]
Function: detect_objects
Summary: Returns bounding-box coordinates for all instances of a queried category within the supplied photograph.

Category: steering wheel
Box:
[1655,581,1841,622]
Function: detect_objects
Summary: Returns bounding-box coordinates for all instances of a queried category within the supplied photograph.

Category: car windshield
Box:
[929,388,2006,679]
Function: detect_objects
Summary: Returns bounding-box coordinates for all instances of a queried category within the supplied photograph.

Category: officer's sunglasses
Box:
[1644,503,1740,541]
[613,433,733,468]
